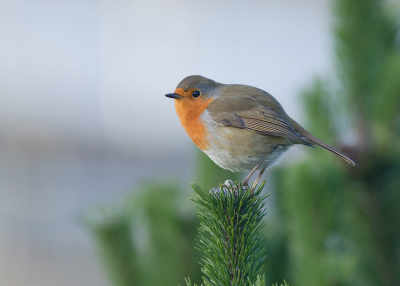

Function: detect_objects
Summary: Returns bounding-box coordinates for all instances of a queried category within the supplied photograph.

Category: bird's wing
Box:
[207,97,312,145]
[207,85,356,165]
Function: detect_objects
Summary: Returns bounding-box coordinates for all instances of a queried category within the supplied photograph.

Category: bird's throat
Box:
[174,94,213,150]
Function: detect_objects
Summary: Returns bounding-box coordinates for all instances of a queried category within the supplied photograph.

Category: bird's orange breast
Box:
[174,88,213,150]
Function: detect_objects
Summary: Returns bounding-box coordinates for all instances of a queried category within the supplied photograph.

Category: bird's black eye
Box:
[192,90,201,98]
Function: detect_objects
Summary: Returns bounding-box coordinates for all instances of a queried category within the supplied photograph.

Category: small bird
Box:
[166,75,356,187]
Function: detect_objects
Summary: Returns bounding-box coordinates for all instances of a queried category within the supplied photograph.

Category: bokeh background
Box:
[1,0,400,285]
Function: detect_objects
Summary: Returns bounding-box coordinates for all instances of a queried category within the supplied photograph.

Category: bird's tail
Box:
[290,119,358,166]
[307,135,357,166]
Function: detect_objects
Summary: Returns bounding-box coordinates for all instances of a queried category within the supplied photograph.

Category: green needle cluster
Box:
[188,181,268,286]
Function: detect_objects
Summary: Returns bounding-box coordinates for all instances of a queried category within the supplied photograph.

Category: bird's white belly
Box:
[201,111,290,172]
[203,141,288,172]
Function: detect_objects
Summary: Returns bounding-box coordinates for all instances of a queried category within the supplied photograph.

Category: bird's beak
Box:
[165,93,182,99]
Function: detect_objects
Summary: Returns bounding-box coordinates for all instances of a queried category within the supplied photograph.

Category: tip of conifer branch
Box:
[190,179,268,285]
[209,180,249,198]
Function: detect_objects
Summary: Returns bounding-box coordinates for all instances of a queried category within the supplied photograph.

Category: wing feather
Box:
[209,104,312,145]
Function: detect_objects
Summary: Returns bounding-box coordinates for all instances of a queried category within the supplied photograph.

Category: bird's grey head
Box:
[165,75,221,100]
[177,75,218,92]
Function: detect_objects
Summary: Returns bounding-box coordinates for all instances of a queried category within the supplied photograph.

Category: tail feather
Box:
[289,119,358,166]
[310,139,358,166]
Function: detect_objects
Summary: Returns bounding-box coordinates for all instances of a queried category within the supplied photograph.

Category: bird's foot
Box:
[225,180,251,193]
[224,180,237,191]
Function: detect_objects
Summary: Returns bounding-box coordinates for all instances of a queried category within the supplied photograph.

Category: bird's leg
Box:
[251,167,266,191]
[243,161,262,187]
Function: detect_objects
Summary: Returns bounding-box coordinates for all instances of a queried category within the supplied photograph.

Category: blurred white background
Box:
[0,0,334,285]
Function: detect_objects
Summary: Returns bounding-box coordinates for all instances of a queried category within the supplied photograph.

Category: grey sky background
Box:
[0,0,365,285]
[1,0,333,160]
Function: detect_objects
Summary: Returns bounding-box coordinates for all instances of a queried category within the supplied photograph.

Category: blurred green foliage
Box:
[85,151,239,286]
[264,0,400,285]
[85,183,202,286]
[86,0,400,285]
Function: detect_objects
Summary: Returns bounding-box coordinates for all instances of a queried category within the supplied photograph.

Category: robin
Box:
[166,75,357,187]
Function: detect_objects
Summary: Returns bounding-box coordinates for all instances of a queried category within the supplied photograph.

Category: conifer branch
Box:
[186,181,269,286]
